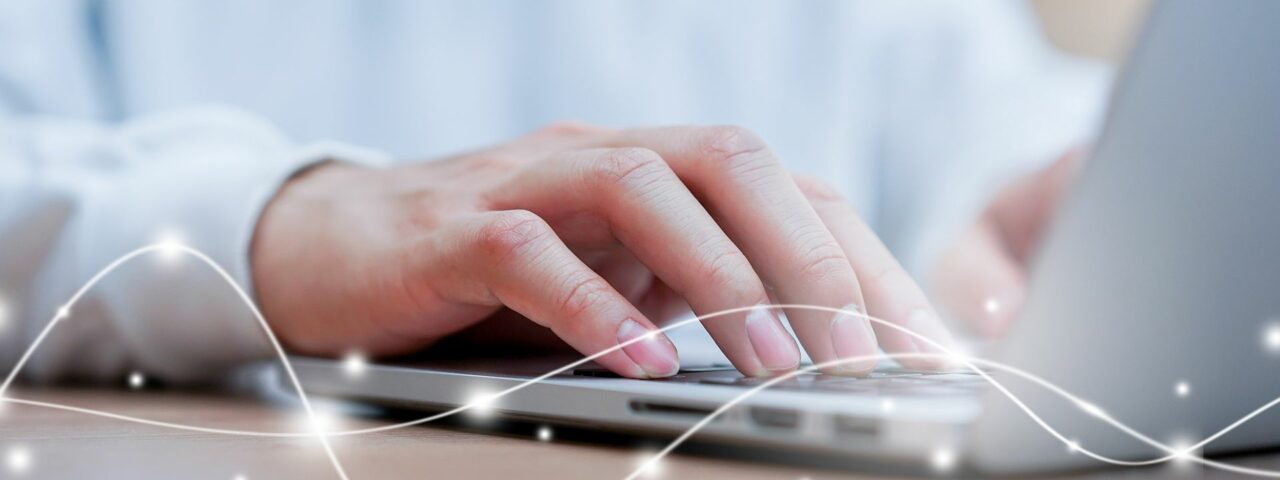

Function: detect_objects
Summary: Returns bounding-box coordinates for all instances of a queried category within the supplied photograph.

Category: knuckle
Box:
[695,126,774,175]
[475,210,553,260]
[698,246,759,299]
[799,250,854,282]
[555,275,613,321]
[592,147,669,189]
[787,223,852,280]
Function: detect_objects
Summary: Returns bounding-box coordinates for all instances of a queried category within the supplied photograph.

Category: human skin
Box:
[251,123,963,379]
[934,151,1079,338]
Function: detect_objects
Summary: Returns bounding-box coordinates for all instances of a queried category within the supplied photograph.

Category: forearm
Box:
[0,107,386,385]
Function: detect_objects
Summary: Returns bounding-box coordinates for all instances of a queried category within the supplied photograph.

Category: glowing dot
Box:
[233,475,248,480]
[634,454,664,478]
[127,371,145,390]
[305,410,338,434]
[342,351,368,378]
[929,447,955,472]
[947,341,974,367]
[1175,380,1191,398]
[536,425,553,442]
[6,445,31,475]
[1066,439,1080,454]
[55,306,70,320]
[880,398,895,413]
[154,229,187,262]
[467,392,498,418]
[1168,438,1196,466]
[983,298,1000,314]
[1264,324,1280,353]
[1077,401,1107,419]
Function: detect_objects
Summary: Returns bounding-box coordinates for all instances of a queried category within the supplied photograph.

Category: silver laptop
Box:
[263,0,1280,475]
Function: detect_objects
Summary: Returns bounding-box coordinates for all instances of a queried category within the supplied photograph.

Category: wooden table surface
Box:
[0,387,1265,479]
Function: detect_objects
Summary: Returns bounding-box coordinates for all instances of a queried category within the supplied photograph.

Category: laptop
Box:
[260,0,1280,475]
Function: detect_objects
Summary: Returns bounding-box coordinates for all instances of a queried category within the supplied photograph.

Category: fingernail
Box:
[831,304,878,374]
[745,306,800,374]
[907,308,957,369]
[617,319,679,378]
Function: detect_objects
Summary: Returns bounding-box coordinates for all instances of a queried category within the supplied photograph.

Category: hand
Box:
[933,151,1079,337]
[251,123,955,379]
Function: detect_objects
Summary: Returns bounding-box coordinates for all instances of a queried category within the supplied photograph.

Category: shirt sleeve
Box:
[869,0,1113,284]
[0,106,389,385]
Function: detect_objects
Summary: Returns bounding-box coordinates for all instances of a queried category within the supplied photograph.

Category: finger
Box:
[498,122,619,157]
[588,249,653,305]
[990,150,1080,261]
[603,127,876,375]
[793,175,955,369]
[934,216,1027,338]
[490,148,799,376]
[425,209,680,378]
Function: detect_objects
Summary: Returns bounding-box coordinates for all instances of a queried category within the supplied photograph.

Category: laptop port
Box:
[629,400,717,419]
[749,407,799,430]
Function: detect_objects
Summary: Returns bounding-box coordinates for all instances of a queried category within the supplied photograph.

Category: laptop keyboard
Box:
[572,364,987,397]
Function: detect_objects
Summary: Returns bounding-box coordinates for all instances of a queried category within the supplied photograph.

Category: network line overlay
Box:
[2,243,1279,479]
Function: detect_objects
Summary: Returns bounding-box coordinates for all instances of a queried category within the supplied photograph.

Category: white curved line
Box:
[3,244,1279,479]
[621,351,1175,480]
[0,245,350,480]
[0,397,303,437]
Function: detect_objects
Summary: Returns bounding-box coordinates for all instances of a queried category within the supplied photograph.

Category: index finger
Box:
[604,127,878,374]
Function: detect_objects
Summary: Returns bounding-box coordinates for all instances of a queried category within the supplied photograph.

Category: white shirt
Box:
[0,0,1108,384]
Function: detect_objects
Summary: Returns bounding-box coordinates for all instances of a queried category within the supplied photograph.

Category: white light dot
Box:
[634,454,664,478]
[1264,324,1280,353]
[1066,439,1080,454]
[467,392,498,418]
[154,229,187,264]
[6,445,31,475]
[55,306,70,320]
[310,416,329,434]
[1175,380,1191,398]
[983,298,1000,314]
[929,447,955,472]
[1168,438,1197,466]
[1077,401,1107,419]
[946,341,975,367]
[880,398,895,413]
[303,408,340,435]
[233,475,248,480]
[536,425,553,442]
[342,351,368,378]
[127,371,145,390]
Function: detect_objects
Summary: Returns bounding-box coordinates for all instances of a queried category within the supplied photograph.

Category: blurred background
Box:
[1032,0,1149,63]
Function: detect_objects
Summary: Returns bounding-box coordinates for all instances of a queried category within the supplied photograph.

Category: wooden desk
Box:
[0,388,1265,479]
[0,388,860,479]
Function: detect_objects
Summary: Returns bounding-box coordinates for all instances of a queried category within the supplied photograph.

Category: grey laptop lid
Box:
[970,0,1280,473]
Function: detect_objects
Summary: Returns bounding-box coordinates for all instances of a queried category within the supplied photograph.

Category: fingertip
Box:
[616,319,680,378]
[829,304,879,375]
[744,306,801,375]
[976,290,1025,339]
